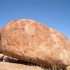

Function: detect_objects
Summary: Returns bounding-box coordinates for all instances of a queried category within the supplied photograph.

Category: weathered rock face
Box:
[0,28,1,34]
[0,28,1,47]
[0,19,70,67]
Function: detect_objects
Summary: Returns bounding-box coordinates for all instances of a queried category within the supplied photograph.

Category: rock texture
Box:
[0,19,70,68]
[0,62,44,70]
[0,28,2,49]
[0,28,1,34]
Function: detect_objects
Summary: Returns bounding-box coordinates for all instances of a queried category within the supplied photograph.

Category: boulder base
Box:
[0,62,44,70]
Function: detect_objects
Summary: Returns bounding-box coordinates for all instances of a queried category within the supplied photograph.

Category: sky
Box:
[0,0,70,40]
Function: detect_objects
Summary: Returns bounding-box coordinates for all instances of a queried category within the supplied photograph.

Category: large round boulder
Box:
[0,19,70,68]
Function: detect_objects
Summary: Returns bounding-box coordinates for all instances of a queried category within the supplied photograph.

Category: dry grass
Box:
[0,56,70,70]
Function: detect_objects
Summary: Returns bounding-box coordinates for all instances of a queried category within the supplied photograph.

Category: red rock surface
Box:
[0,28,2,51]
[0,19,70,67]
[0,28,1,33]
[0,28,1,41]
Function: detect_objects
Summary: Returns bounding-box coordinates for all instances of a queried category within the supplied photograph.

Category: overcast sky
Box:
[0,0,70,40]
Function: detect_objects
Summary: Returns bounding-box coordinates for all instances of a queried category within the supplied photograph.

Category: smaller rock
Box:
[0,62,44,70]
